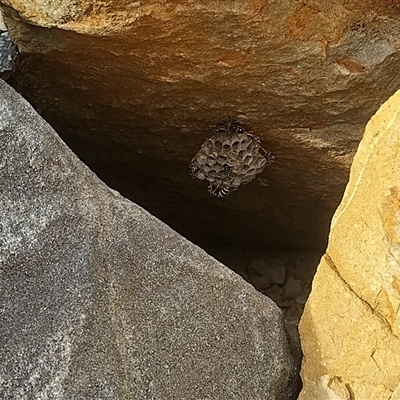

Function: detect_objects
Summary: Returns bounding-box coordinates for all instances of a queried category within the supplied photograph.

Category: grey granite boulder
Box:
[0,79,299,399]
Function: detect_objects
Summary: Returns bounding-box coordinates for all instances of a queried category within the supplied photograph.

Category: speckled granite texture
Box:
[0,79,299,399]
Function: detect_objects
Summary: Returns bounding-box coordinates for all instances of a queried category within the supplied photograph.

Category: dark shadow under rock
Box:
[0,79,300,399]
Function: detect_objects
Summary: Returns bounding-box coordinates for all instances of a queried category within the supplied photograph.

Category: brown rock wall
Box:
[1,0,400,250]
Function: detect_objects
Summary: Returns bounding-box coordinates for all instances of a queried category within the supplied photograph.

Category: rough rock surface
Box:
[2,1,400,251]
[0,80,300,399]
[0,10,6,31]
[0,11,18,78]
[0,31,17,75]
[299,89,400,399]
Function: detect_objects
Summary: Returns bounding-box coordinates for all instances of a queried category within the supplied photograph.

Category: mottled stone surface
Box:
[2,1,400,251]
[0,10,5,31]
[299,89,400,399]
[0,31,17,74]
[0,8,18,78]
[0,79,299,399]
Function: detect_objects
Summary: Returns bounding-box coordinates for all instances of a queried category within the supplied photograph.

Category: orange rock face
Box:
[299,89,400,399]
[2,1,400,250]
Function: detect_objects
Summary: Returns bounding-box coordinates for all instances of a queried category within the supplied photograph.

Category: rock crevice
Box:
[2,1,400,251]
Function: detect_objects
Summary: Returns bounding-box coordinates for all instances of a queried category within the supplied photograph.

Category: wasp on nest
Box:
[190,117,277,197]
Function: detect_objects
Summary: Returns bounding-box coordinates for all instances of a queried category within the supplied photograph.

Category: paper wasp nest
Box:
[190,117,277,197]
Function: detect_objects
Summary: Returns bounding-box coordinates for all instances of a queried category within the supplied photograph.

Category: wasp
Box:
[190,117,277,197]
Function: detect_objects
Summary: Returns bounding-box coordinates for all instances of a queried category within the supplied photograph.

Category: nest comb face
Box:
[190,117,277,197]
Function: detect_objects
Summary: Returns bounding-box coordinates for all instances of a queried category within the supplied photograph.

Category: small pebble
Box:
[251,275,272,291]
[269,265,286,285]
[284,276,303,298]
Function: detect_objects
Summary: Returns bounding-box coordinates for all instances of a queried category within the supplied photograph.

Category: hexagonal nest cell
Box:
[190,117,277,197]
